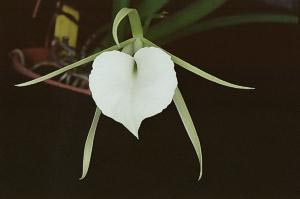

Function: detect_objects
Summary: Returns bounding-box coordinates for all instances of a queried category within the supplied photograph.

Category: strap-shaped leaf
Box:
[79,107,101,180]
[15,38,135,87]
[173,87,203,180]
[163,14,299,43]
[138,0,169,20]
[142,38,254,89]
[113,8,143,45]
[112,0,131,16]
[146,0,227,40]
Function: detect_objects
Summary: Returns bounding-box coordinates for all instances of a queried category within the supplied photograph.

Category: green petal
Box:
[112,8,143,45]
[142,38,254,90]
[15,38,135,87]
[173,87,203,180]
[112,0,131,41]
[79,107,101,180]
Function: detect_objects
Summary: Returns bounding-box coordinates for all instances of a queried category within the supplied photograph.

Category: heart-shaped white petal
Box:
[89,47,177,138]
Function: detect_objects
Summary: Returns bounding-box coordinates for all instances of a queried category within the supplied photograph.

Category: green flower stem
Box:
[15,38,135,87]
[173,87,203,180]
[142,38,254,90]
[163,14,299,43]
[79,107,101,180]
[146,0,227,41]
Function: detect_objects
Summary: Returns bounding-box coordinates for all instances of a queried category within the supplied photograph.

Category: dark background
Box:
[1,0,299,198]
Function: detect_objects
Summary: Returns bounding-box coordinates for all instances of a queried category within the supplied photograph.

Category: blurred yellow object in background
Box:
[54,5,79,48]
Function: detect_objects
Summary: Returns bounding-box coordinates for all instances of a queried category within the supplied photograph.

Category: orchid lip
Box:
[89,47,178,138]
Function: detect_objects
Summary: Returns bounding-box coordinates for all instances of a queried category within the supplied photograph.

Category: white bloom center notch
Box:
[89,47,178,138]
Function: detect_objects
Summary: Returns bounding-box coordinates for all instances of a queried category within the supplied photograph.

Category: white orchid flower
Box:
[89,47,177,138]
[16,8,254,181]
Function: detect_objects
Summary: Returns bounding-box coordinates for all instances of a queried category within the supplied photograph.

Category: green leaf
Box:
[146,0,227,41]
[142,38,254,89]
[79,107,101,180]
[15,38,135,87]
[173,87,203,180]
[113,8,143,45]
[112,0,131,16]
[163,14,299,43]
[138,0,169,20]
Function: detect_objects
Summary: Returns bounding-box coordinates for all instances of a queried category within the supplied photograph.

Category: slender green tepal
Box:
[142,38,254,90]
[173,88,203,180]
[15,38,135,87]
[112,8,143,46]
[112,0,131,41]
[80,108,101,180]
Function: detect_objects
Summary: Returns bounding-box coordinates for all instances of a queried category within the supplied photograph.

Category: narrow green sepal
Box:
[15,38,135,87]
[112,8,143,46]
[142,38,254,90]
[79,107,101,180]
[173,87,203,181]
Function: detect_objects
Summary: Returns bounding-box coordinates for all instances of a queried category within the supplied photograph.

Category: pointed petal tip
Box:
[241,86,255,90]
[15,81,36,87]
[120,121,140,140]
[231,84,255,90]
[197,173,203,181]
[79,172,87,180]
[130,127,140,140]
[15,83,24,87]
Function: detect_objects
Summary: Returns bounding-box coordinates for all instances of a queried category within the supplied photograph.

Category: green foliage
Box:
[146,0,227,40]
[163,14,299,43]
[138,0,169,20]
